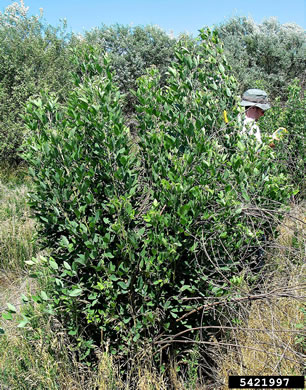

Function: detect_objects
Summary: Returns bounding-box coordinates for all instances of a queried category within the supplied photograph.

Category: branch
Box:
[175,284,306,323]
[154,339,302,365]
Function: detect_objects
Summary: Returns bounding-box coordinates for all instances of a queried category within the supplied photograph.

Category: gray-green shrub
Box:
[84,24,176,114]
[0,1,74,164]
[215,17,306,99]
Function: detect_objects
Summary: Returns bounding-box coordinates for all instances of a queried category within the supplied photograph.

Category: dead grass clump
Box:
[95,347,171,390]
[95,351,124,390]
[137,368,168,390]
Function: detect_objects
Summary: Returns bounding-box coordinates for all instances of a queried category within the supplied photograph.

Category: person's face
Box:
[245,106,265,121]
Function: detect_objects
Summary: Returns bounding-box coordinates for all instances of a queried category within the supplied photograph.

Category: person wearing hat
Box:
[240,88,271,144]
[239,89,271,271]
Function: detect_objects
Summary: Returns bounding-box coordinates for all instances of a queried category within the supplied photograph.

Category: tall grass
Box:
[0,166,36,274]
[0,311,97,389]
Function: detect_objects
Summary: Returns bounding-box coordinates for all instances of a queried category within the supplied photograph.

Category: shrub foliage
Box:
[24,30,293,361]
[260,79,306,197]
[0,1,74,164]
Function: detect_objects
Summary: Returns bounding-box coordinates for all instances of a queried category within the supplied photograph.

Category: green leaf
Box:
[168,67,177,77]
[21,294,29,303]
[6,303,17,313]
[49,259,58,270]
[25,259,36,266]
[237,141,245,151]
[63,261,71,270]
[190,242,198,252]
[17,319,30,328]
[40,291,49,301]
[118,281,128,290]
[68,288,83,297]
[180,285,194,292]
[220,266,231,271]
[219,64,225,73]
[2,312,12,321]
[104,252,114,258]
[61,236,69,247]
[133,333,140,342]
[241,189,250,202]
[75,254,86,265]
[295,323,304,329]
[80,223,87,233]
[137,227,145,237]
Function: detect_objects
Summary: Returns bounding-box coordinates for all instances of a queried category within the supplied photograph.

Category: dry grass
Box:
[0,314,97,389]
[0,179,36,274]
[95,348,171,390]
[0,272,36,335]
[216,203,305,389]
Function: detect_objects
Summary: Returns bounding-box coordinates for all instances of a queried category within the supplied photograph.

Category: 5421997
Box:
[228,376,305,389]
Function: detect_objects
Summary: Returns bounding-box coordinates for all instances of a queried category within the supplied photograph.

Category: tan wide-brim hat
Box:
[241,89,271,111]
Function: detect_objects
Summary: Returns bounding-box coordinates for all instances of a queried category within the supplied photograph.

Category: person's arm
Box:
[269,127,288,147]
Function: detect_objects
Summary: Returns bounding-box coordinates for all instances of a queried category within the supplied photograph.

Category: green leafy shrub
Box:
[24,45,141,359]
[23,30,293,363]
[260,79,305,197]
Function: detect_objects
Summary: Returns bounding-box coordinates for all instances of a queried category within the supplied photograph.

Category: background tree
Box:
[84,24,177,116]
[215,16,306,99]
[0,1,75,164]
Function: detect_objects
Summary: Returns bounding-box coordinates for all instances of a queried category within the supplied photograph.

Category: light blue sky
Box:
[1,0,305,36]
